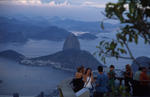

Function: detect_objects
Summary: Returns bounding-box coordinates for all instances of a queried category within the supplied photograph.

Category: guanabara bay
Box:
[0,0,150,97]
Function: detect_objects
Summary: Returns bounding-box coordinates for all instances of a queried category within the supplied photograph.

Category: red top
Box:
[140,72,149,86]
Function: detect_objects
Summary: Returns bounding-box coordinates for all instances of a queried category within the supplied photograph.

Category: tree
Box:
[97,0,150,65]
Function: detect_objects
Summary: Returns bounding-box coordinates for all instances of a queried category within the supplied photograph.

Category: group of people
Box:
[132,66,150,96]
[71,64,150,97]
[124,64,150,96]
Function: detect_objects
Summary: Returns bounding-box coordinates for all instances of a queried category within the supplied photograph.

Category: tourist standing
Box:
[108,65,116,91]
[139,67,149,96]
[72,66,85,92]
[148,66,150,96]
[83,68,94,96]
[148,66,150,79]
[124,64,133,94]
[94,66,108,97]
[132,67,142,96]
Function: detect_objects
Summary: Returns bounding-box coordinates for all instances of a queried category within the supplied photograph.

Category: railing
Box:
[57,77,90,97]
[0,95,35,97]
[57,78,76,97]
[0,92,42,97]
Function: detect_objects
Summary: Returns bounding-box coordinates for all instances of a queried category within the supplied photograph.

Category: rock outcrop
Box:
[131,56,150,72]
[0,50,25,61]
[2,34,103,71]
[26,49,102,70]
[63,34,80,50]
[21,34,103,71]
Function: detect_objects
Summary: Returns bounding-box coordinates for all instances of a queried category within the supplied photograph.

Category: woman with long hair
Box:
[73,66,85,92]
[83,68,94,96]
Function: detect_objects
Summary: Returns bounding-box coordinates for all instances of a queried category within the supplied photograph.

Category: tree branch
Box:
[104,54,133,60]
[124,42,135,60]
[124,42,141,66]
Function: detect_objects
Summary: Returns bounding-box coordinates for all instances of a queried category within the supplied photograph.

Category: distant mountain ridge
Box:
[0,16,118,43]
[0,16,71,43]
[50,16,101,34]
[49,16,119,33]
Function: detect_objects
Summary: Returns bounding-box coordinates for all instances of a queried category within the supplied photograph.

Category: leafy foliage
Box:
[97,0,150,64]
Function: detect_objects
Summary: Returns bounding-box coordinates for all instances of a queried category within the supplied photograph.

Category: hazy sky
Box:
[0,0,118,21]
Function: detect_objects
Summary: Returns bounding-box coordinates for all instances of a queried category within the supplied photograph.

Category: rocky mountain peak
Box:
[63,33,80,50]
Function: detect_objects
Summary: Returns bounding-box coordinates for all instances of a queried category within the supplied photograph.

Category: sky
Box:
[0,0,118,21]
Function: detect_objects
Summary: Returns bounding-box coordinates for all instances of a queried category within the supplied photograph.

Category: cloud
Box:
[0,0,117,8]
[40,0,52,3]
[81,1,106,8]
[19,0,42,5]
[0,0,42,5]
[0,0,70,7]
[48,1,70,7]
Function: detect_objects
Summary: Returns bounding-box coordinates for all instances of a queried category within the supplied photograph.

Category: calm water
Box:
[0,58,73,96]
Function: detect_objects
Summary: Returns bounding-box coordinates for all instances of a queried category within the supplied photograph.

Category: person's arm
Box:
[106,74,109,84]
[91,72,94,83]
[130,72,133,78]
[125,71,132,78]
[108,72,110,78]
[75,72,78,78]
[75,72,82,79]
[140,73,143,81]
[114,71,116,79]
[83,75,87,82]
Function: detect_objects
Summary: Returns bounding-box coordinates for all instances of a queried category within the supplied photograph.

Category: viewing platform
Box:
[57,77,90,97]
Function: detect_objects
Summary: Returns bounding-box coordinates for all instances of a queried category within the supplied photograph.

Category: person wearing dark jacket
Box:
[124,64,133,94]
[72,66,85,92]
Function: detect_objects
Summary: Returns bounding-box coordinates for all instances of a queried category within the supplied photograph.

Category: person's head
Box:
[138,67,142,71]
[80,66,85,74]
[77,67,82,73]
[142,67,147,73]
[98,66,103,73]
[126,64,131,72]
[85,68,92,76]
[110,65,115,71]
